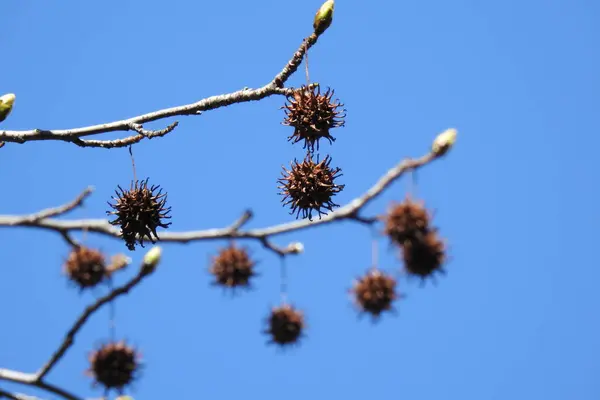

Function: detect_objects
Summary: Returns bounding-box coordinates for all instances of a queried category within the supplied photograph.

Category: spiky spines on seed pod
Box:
[64,246,107,290]
[282,85,345,153]
[351,269,398,319]
[383,197,432,247]
[107,178,172,251]
[264,304,305,346]
[278,153,345,220]
[210,244,257,289]
[87,341,141,392]
[402,231,447,282]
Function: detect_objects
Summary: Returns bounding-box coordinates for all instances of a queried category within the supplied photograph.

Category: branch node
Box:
[229,210,253,232]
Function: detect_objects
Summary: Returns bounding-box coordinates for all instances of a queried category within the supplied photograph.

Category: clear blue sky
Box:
[1,1,599,399]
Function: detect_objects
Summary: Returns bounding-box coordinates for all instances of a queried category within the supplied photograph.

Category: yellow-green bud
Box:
[141,246,162,274]
[287,242,305,254]
[0,93,16,123]
[432,128,458,157]
[313,0,335,35]
[116,396,134,400]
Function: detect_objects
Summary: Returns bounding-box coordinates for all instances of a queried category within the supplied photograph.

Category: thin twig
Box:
[17,187,93,223]
[0,389,43,400]
[0,370,81,400]
[128,145,136,182]
[35,265,156,380]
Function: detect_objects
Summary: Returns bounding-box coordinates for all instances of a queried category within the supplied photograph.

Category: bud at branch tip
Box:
[313,0,335,35]
[432,128,458,157]
[142,246,162,274]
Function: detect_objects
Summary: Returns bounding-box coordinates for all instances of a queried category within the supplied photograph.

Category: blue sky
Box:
[1,0,599,399]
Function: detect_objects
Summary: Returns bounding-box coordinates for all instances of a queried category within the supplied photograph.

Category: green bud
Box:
[287,241,305,254]
[313,0,335,35]
[432,128,457,157]
[0,93,16,123]
[142,246,162,274]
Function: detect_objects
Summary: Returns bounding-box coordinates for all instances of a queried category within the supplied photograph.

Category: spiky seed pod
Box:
[351,269,398,318]
[402,231,447,280]
[64,246,107,289]
[210,244,256,289]
[278,153,345,220]
[265,304,305,346]
[282,85,345,153]
[87,341,140,392]
[383,197,432,247]
[107,178,172,251]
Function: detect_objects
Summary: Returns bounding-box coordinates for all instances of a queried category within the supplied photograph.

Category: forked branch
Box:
[0,35,319,148]
[0,150,440,256]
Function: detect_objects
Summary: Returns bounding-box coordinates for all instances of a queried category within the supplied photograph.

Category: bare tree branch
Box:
[36,263,156,380]
[0,370,81,400]
[0,260,155,400]
[0,150,440,255]
[0,389,44,400]
[0,33,317,148]
[13,187,94,223]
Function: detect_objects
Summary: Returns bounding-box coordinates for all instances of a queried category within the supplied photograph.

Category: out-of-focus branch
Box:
[0,33,318,148]
[0,370,81,400]
[13,187,93,223]
[0,258,156,399]
[0,389,44,400]
[36,263,156,380]
[0,150,440,256]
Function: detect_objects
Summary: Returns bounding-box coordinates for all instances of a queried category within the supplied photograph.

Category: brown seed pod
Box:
[402,231,447,282]
[210,244,256,289]
[278,153,345,220]
[383,197,432,247]
[87,341,141,392]
[282,85,346,152]
[264,304,305,346]
[64,246,107,290]
[107,178,172,251]
[351,269,398,319]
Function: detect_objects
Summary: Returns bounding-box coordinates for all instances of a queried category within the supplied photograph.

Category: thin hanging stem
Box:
[408,169,419,198]
[107,277,116,341]
[128,145,137,183]
[280,256,288,304]
[304,41,310,86]
[81,226,88,245]
[371,227,379,271]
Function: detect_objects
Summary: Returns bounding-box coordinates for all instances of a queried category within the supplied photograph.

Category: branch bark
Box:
[36,264,155,380]
[0,150,440,255]
[0,34,318,148]
[0,370,81,400]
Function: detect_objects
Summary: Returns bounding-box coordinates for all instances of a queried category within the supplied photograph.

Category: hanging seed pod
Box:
[278,153,345,220]
[210,244,257,289]
[64,246,107,290]
[383,196,432,247]
[351,269,398,319]
[402,231,447,282]
[107,178,172,251]
[282,85,345,153]
[87,341,141,392]
[264,304,305,346]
